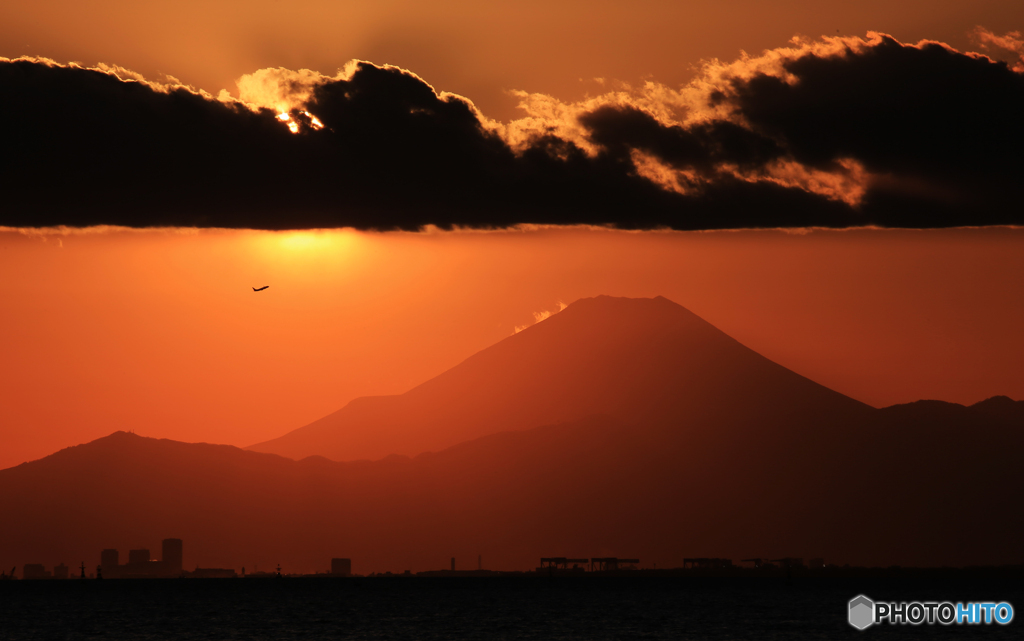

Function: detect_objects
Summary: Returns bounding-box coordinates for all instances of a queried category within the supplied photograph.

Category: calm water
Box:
[2,575,1020,640]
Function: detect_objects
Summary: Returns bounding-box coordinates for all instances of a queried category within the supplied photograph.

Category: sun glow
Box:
[277,111,300,134]
[304,111,325,129]
[276,110,323,133]
[258,229,361,256]
[281,231,340,251]
[247,229,365,277]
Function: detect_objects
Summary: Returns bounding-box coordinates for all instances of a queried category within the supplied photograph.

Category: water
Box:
[2,575,1020,640]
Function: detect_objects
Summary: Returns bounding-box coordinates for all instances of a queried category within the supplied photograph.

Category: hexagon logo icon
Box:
[849,595,875,630]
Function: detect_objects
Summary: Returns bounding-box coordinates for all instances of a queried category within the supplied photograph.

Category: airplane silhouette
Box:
[252,286,270,292]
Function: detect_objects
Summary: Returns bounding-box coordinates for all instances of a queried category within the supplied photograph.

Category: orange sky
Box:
[2,1,1021,121]
[2,226,1022,470]
[2,2,1022,472]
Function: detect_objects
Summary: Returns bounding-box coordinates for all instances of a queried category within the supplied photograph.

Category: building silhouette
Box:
[590,558,640,572]
[331,558,351,576]
[19,563,75,580]
[128,549,150,565]
[98,538,185,578]
[540,557,589,572]
[163,539,183,575]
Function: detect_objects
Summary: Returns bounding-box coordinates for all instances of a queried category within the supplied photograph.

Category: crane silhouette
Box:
[252,285,269,292]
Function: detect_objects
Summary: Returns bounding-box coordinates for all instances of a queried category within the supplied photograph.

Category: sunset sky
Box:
[1,1,1022,470]
[3,1,1022,122]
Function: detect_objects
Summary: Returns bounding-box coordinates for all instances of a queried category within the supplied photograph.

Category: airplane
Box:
[252,285,270,292]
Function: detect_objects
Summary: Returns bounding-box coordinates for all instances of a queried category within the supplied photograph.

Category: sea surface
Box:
[2,575,1020,640]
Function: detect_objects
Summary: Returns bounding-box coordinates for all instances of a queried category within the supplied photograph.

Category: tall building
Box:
[128,549,150,565]
[331,558,351,576]
[162,539,183,575]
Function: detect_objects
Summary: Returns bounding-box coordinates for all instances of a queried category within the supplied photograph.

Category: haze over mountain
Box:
[1,396,1020,574]
[249,296,871,461]
[2,295,1021,573]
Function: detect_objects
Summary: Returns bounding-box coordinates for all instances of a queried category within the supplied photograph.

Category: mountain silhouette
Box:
[1,389,1021,573]
[249,296,872,461]
[3,295,1021,572]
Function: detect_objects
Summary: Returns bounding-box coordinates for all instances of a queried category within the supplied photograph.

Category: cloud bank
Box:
[1,32,1022,230]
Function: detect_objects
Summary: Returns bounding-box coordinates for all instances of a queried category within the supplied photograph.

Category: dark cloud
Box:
[579,105,786,177]
[728,34,1024,223]
[1,34,1021,230]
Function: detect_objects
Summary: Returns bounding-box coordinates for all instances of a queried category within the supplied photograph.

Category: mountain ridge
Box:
[248,295,872,462]
[2,391,1021,573]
